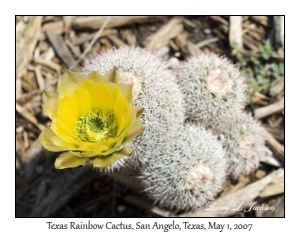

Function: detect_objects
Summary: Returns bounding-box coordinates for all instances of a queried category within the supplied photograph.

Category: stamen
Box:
[75,109,119,142]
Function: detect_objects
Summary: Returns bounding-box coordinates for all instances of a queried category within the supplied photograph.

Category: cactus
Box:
[82,47,185,170]
[140,124,228,210]
[108,166,144,191]
[78,47,269,210]
[222,113,271,179]
[177,53,247,132]
[176,53,270,180]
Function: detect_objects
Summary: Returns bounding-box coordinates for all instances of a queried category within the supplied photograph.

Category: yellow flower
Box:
[37,68,144,169]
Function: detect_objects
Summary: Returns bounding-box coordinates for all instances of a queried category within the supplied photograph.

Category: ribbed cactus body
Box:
[177,53,246,132]
[140,124,228,210]
[82,47,185,170]
[222,113,270,179]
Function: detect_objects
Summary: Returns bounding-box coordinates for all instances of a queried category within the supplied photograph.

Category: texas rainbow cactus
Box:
[177,53,246,133]
[38,47,271,210]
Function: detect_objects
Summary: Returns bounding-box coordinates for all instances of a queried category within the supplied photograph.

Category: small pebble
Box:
[204,29,211,34]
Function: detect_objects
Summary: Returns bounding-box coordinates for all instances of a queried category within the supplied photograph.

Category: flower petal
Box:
[42,95,59,119]
[70,151,100,157]
[50,118,78,144]
[110,84,123,103]
[57,107,77,131]
[118,83,133,102]
[59,89,92,118]
[51,135,77,150]
[114,94,129,126]
[58,81,80,101]
[42,91,57,103]
[81,79,114,112]
[116,104,137,137]
[63,69,85,84]
[86,70,107,83]
[58,69,90,100]
[92,146,132,168]
[118,146,132,156]
[78,144,109,154]
[37,128,75,151]
[103,67,122,84]
[123,120,145,143]
[97,144,120,156]
[134,106,144,120]
[38,68,145,169]
[55,151,89,169]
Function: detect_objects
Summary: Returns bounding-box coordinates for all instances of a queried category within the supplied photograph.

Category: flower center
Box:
[119,71,142,100]
[186,164,214,191]
[206,68,234,98]
[75,109,119,142]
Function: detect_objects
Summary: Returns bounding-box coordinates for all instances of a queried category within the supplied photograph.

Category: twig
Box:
[260,155,281,167]
[144,18,183,52]
[255,98,284,119]
[16,16,43,79]
[63,16,74,34]
[259,174,284,198]
[45,29,76,68]
[270,77,284,97]
[73,29,116,45]
[265,130,284,159]
[209,16,229,26]
[250,16,268,27]
[33,57,61,73]
[229,16,243,52]
[264,124,284,141]
[42,21,64,36]
[69,16,111,70]
[187,42,201,56]
[65,39,81,58]
[196,37,219,49]
[274,16,284,48]
[34,66,45,90]
[16,78,22,99]
[16,103,45,131]
[107,34,127,47]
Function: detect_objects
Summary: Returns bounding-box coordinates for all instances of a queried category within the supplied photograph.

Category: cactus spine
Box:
[222,113,271,179]
[177,53,246,132]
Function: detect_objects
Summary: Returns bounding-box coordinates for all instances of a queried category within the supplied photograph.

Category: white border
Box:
[2,1,297,232]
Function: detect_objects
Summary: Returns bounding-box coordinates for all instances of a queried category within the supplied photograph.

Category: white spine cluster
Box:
[222,113,270,179]
[140,124,227,210]
[177,53,246,132]
[82,47,185,170]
